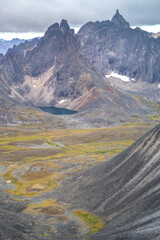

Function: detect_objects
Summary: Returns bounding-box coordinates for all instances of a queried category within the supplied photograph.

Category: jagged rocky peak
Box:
[44,19,74,40]
[60,19,71,33]
[60,19,75,35]
[111,9,130,29]
[43,22,60,39]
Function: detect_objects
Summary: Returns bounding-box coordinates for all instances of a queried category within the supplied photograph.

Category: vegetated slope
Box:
[55,124,160,239]
[105,76,160,104]
[0,89,67,129]
[77,10,160,84]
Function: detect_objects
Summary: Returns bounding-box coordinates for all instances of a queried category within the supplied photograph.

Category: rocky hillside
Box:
[0,37,39,85]
[55,124,160,239]
[78,10,160,84]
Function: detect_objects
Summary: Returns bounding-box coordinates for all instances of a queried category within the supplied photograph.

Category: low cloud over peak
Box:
[0,0,160,32]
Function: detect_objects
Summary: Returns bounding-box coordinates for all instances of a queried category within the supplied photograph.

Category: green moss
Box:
[132,94,160,113]
[44,139,60,147]
[73,209,105,234]
[148,115,160,121]
[4,171,18,184]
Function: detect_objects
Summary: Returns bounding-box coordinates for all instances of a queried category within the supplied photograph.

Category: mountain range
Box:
[0,13,160,128]
[78,9,160,84]
[0,38,27,55]
[77,10,160,103]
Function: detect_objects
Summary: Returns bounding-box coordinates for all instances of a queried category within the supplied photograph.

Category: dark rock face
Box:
[111,9,130,29]
[77,11,160,83]
[0,20,111,108]
[0,37,39,86]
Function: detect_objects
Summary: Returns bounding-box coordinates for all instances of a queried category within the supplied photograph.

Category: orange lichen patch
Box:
[74,87,99,111]
[105,85,121,100]
[22,163,59,181]
[24,200,66,216]
[38,205,65,215]
[26,183,47,192]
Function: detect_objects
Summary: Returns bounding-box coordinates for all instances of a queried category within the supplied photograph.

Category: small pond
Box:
[39,107,77,115]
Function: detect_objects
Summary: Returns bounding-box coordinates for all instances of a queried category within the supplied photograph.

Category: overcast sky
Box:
[0,0,160,39]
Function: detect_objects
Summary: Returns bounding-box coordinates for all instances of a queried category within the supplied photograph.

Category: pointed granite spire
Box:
[60,19,70,31]
[116,9,119,14]
[60,19,75,35]
[111,9,130,29]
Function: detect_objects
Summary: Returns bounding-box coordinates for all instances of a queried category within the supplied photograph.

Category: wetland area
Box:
[0,122,156,239]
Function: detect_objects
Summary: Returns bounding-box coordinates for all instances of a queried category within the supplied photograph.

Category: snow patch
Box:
[33,84,37,88]
[6,180,11,183]
[105,71,136,82]
[158,84,160,88]
[59,99,67,104]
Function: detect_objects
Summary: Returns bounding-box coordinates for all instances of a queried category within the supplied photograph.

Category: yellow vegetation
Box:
[24,200,66,216]
[3,163,62,197]
[73,209,104,234]
[0,122,154,198]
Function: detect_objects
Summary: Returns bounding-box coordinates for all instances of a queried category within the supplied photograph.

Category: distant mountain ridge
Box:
[0,38,27,55]
[77,10,160,84]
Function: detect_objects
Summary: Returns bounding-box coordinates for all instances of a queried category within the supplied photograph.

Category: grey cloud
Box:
[0,0,159,32]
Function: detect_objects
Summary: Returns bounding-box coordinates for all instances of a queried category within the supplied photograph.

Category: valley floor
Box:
[0,122,157,239]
